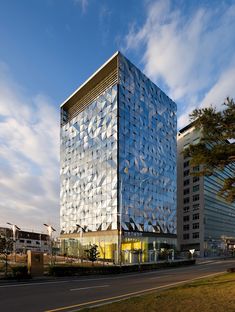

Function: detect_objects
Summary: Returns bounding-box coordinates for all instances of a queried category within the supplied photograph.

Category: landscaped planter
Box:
[48,260,196,277]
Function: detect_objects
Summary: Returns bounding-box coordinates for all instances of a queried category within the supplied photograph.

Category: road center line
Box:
[70,285,109,291]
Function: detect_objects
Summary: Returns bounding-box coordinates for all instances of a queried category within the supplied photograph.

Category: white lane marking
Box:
[70,266,198,282]
[0,271,180,289]
[0,280,69,288]
[150,275,171,280]
[70,285,109,291]
[197,267,213,271]
[0,271,176,289]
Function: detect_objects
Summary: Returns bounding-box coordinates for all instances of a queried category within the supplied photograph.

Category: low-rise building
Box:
[0,227,50,253]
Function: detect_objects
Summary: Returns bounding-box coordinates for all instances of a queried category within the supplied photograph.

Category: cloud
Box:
[124,0,235,128]
[99,5,112,45]
[200,65,235,109]
[178,63,235,129]
[0,62,60,233]
[73,0,88,14]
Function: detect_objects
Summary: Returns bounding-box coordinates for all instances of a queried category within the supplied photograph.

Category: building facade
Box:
[60,52,177,263]
[177,123,235,257]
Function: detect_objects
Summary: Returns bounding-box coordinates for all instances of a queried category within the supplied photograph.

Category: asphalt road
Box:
[1,259,234,312]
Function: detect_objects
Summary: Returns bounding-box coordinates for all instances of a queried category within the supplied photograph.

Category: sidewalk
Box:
[196,256,233,264]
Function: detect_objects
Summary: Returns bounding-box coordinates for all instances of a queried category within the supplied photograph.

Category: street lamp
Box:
[43,224,56,264]
[7,222,21,263]
[76,224,87,262]
[189,249,195,259]
[118,166,128,266]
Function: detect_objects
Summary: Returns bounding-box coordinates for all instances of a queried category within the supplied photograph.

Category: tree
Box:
[85,244,100,265]
[0,234,13,276]
[184,97,235,202]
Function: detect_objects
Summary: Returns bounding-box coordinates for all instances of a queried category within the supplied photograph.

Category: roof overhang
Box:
[60,51,119,111]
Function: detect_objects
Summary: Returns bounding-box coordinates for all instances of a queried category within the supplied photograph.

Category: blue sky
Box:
[0,0,235,233]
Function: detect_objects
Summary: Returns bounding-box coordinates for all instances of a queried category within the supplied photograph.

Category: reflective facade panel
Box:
[118,54,177,235]
[61,85,118,234]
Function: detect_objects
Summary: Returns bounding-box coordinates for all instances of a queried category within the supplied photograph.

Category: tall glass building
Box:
[60,52,177,263]
[177,123,235,257]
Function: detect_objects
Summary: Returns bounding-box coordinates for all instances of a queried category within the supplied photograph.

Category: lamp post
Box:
[76,224,86,262]
[43,224,56,264]
[118,167,128,266]
[7,222,20,263]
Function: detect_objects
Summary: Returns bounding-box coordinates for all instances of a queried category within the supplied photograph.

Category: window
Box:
[193,232,199,239]
[193,165,199,172]
[184,206,190,213]
[183,233,189,240]
[193,185,199,192]
[183,132,190,138]
[184,160,190,168]
[193,194,200,201]
[193,213,199,220]
[193,204,200,210]
[184,188,190,195]
[184,170,190,177]
[36,241,40,245]
[184,197,190,204]
[193,223,199,229]
[26,240,31,244]
[193,176,199,183]
[183,224,190,231]
[183,215,190,222]
[184,179,190,186]
[19,239,24,243]
[193,137,200,144]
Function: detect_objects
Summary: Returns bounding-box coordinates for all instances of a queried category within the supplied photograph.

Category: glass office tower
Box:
[60,52,177,263]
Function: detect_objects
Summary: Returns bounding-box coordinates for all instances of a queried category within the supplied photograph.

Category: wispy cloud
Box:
[99,5,112,45]
[73,0,88,14]
[124,0,235,128]
[0,62,59,232]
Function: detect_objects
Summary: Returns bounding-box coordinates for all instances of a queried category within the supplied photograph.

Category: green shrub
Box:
[48,260,195,277]
[12,266,31,279]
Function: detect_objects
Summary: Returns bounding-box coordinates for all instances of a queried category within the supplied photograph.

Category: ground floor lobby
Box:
[60,230,177,264]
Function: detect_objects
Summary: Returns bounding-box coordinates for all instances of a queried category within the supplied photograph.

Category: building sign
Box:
[123,232,143,237]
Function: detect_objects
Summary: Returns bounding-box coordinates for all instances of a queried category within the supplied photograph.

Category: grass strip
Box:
[81,273,235,312]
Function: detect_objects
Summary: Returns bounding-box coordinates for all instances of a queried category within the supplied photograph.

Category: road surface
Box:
[1,259,234,312]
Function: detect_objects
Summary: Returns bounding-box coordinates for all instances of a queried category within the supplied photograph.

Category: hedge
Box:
[49,259,196,277]
[11,266,31,279]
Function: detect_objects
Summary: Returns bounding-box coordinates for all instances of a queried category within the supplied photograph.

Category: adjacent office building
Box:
[60,52,177,263]
[177,123,235,257]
